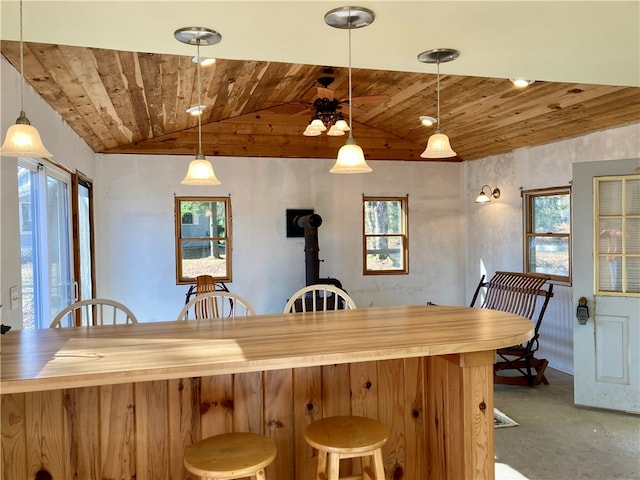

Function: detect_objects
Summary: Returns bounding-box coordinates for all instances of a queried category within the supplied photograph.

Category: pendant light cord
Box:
[197,39,202,155]
[19,0,24,112]
[347,13,353,139]
[436,58,441,132]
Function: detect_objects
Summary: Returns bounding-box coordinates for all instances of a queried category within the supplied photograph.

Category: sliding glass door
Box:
[18,159,74,329]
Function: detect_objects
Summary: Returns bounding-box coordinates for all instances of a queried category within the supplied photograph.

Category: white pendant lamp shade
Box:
[1,117,52,158]
[420,131,456,158]
[181,152,221,185]
[330,136,372,173]
[1,0,52,159]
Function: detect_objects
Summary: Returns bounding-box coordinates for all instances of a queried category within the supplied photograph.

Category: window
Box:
[523,186,571,284]
[595,175,640,295]
[175,197,231,284]
[363,196,408,275]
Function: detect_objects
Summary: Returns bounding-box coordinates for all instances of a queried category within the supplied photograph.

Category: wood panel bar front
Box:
[1,305,533,480]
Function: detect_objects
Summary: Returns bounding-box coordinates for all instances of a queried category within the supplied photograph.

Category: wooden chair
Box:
[177,291,256,320]
[305,415,388,480]
[196,274,219,294]
[50,298,138,327]
[184,432,276,480]
[284,284,357,313]
[183,275,230,317]
[470,271,554,386]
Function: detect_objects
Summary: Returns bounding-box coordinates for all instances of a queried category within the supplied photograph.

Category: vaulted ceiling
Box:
[1,1,639,163]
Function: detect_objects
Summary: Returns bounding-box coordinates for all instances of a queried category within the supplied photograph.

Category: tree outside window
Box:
[523,187,571,284]
[363,196,408,275]
[175,197,231,284]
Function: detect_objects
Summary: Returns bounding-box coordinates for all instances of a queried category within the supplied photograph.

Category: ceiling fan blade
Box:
[349,105,366,116]
[290,107,313,117]
[317,86,335,100]
[342,94,390,105]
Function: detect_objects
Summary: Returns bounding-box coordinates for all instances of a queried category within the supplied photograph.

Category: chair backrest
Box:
[50,298,138,327]
[284,284,357,313]
[196,275,219,294]
[177,291,256,320]
[470,271,554,350]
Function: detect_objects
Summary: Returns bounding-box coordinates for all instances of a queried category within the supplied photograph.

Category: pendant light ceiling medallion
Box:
[417,48,459,159]
[1,0,53,159]
[175,26,222,185]
[325,6,373,174]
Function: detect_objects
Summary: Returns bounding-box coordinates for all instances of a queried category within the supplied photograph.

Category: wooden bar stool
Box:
[305,415,388,480]
[184,432,277,480]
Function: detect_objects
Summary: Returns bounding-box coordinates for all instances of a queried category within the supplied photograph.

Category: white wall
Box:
[94,155,465,318]
[0,57,95,329]
[464,122,640,373]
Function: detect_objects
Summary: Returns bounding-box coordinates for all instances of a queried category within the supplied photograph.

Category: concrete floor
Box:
[494,368,640,480]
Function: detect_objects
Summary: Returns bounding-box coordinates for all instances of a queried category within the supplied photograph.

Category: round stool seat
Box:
[305,416,388,480]
[305,415,388,453]
[184,432,277,480]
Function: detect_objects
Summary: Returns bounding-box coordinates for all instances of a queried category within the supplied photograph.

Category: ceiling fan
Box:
[313,72,390,106]
[301,71,389,137]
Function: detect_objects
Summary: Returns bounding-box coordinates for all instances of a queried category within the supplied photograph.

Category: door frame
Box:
[72,171,96,306]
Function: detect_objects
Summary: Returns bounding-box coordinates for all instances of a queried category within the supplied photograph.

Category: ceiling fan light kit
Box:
[1,0,53,159]
[175,26,222,185]
[417,48,459,159]
[302,97,350,136]
[325,6,374,174]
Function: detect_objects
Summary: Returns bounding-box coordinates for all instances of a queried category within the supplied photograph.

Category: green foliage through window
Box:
[523,187,571,283]
[175,197,231,284]
[363,196,408,275]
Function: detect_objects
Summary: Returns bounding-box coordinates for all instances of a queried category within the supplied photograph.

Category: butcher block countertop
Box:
[0,305,533,394]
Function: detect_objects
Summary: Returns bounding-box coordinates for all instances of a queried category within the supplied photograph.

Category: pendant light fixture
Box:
[417,48,460,159]
[1,0,52,159]
[325,6,373,174]
[175,27,222,185]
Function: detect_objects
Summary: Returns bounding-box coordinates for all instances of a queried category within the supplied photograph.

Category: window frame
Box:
[174,196,232,285]
[522,186,572,285]
[362,195,409,275]
[594,174,640,296]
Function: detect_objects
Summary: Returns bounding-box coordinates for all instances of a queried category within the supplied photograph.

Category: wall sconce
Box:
[475,185,501,203]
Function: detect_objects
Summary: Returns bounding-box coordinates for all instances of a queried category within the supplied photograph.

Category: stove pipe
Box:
[295,213,323,286]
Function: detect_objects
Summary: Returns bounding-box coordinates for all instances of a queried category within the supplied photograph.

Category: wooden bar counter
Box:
[1,305,533,480]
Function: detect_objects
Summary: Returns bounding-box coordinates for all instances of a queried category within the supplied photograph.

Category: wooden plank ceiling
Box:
[2,40,639,163]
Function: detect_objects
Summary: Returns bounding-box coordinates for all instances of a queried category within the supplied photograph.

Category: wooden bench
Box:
[470,271,554,386]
